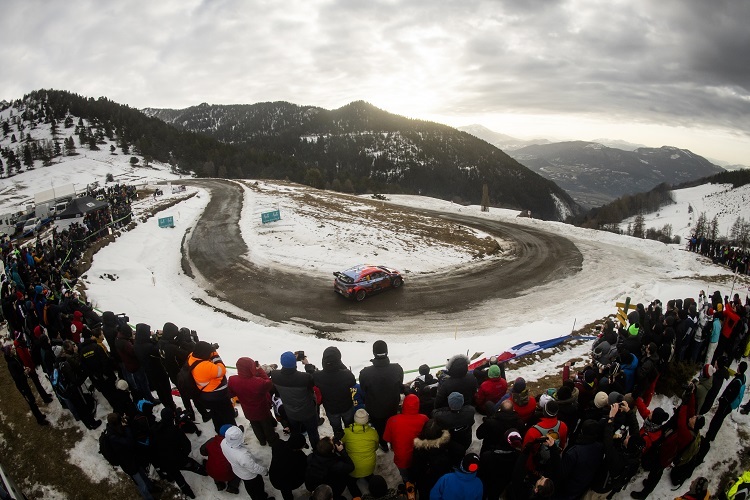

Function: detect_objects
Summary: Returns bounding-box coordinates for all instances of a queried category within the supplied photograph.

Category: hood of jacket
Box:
[73,310,83,320]
[134,323,151,344]
[402,394,420,415]
[223,426,244,448]
[102,311,116,327]
[446,354,469,377]
[322,346,345,372]
[162,322,179,343]
[237,357,258,378]
[413,429,451,450]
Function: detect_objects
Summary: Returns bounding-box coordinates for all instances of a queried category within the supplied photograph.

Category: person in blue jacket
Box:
[429,452,483,500]
[618,348,639,393]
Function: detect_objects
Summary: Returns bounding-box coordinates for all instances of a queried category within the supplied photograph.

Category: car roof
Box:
[341,264,384,279]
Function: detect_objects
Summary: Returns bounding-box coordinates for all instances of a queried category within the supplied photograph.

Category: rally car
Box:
[333,264,404,301]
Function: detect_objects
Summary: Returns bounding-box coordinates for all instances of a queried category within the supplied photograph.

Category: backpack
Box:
[673,432,701,467]
[176,359,202,400]
[98,430,120,467]
[51,360,71,396]
[533,420,562,465]
[731,375,747,411]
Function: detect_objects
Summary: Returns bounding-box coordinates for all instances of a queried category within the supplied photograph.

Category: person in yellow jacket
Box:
[726,470,750,500]
[342,408,379,498]
[188,341,236,433]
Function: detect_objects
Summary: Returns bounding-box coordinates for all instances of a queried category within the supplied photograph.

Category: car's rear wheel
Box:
[392,277,403,288]
[355,289,366,301]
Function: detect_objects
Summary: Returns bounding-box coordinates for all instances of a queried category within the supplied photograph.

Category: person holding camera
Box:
[188,340,237,434]
[312,346,356,439]
[133,323,175,410]
[305,436,355,499]
[270,351,320,449]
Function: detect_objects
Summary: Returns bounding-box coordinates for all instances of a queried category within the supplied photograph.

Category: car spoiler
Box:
[333,271,355,284]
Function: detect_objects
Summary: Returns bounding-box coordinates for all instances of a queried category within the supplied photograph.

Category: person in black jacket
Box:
[478,427,522,500]
[104,412,158,499]
[270,433,309,500]
[358,340,404,450]
[2,343,49,425]
[54,340,101,430]
[313,346,356,439]
[152,407,207,499]
[79,329,119,410]
[271,351,319,449]
[411,419,465,500]
[434,354,478,411]
[100,311,122,368]
[476,399,523,455]
[305,436,355,500]
[556,419,604,499]
[432,392,476,452]
[133,323,174,410]
[706,361,747,441]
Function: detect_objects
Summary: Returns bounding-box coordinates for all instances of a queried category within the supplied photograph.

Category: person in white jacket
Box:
[220,425,274,499]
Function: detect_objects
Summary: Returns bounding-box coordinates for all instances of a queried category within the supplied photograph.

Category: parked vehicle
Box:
[21,217,41,237]
[333,264,404,301]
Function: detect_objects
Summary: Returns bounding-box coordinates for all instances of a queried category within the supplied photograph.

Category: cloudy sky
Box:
[2,0,749,164]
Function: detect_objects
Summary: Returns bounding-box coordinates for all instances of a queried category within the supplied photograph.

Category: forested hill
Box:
[144,100,581,220]
[2,90,581,220]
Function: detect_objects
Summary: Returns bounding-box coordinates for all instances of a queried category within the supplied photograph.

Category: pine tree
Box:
[22,144,33,169]
[343,179,355,193]
[481,183,490,212]
[694,212,707,238]
[632,214,646,238]
[708,215,719,240]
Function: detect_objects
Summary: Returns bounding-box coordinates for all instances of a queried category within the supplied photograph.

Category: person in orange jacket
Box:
[188,341,236,433]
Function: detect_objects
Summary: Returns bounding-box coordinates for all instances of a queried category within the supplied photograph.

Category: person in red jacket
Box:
[509,377,537,423]
[631,389,703,499]
[475,365,507,415]
[521,399,569,472]
[228,357,278,446]
[199,425,240,493]
[383,393,428,483]
[714,301,740,362]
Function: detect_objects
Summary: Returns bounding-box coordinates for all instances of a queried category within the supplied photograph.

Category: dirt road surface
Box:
[182,179,583,333]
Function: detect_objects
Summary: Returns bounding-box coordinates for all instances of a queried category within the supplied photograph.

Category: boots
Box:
[180,483,195,499]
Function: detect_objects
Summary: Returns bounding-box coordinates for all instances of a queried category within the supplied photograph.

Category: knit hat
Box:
[488,365,501,379]
[373,340,388,358]
[354,408,369,425]
[594,391,609,409]
[192,341,214,360]
[584,368,596,384]
[512,377,526,393]
[460,453,480,473]
[280,351,297,369]
[539,393,554,410]
[556,386,573,401]
[419,364,430,376]
[608,391,623,405]
[702,363,716,378]
[650,407,669,425]
[106,413,121,426]
[219,424,233,436]
[543,399,559,417]
[160,407,175,423]
[288,433,309,449]
[368,475,389,497]
[505,429,523,449]
[52,345,63,358]
[115,379,130,391]
[448,392,464,410]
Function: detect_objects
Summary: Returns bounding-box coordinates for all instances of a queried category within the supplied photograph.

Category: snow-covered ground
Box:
[2,139,750,498]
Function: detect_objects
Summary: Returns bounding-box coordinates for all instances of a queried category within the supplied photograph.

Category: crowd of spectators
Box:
[2,191,750,499]
[687,235,749,276]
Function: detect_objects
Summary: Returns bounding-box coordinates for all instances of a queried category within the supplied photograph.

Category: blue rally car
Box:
[333,264,404,301]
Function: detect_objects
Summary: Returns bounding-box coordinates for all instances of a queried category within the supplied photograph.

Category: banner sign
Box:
[158,216,174,228]
[261,210,281,224]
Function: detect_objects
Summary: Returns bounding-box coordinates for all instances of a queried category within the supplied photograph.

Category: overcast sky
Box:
[2,0,749,164]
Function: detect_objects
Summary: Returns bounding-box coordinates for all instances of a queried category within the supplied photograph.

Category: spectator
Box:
[152,407,207,498]
[432,391,476,452]
[477,428,521,500]
[133,323,175,410]
[199,425,239,493]
[221,425,273,499]
[476,399,522,455]
[430,452,483,500]
[434,354,478,410]
[474,364,507,414]
[341,409,379,498]
[188,341,236,433]
[269,433,308,500]
[103,412,157,499]
[305,436,355,500]
[313,346,356,439]
[358,340,404,451]
[508,377,537,423]
[2,343,50,425]
[383,393,428,483]
[706,361,747,442]
[228,356,278,446]
[556,419,604,499]
[270,351,319,449]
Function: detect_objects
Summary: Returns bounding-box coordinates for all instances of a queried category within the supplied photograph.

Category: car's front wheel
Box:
[392,277,403,288]
[355,289,367,301]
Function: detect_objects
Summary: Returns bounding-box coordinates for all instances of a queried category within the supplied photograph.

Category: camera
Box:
[211,342,220,350]
[295,350,306,361]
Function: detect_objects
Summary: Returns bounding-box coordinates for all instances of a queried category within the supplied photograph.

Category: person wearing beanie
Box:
[221,426,273,499]
[269,433,309,500]
[200,426,240,493]
[561,361,596,413]
[412,419,464,500]
[430,452,483,500]
[102,412,158,498]
[157,322,194,418]
[638,406,669,455]
[305,435,355,498]
[475,364,508,415]
[382,394,428,482]
[521,393,569,473]
[634,340,660,405]
[506,377,537,424]
[341,408,379,497]
[694,361,716,413]
[477,426,522,500]
[187,341,236,434]
[78,323,120,411]
[228,357,278,446]
[433,391,476,452]
[706,361,747,441]
[407,363,436,403]
[114,318,154,405]
[151,407,207,499]
[270,351,319,449]
[631,383,700,499]
[434,354,479,414]
[312,346,356,439]
[359,340,404,451]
